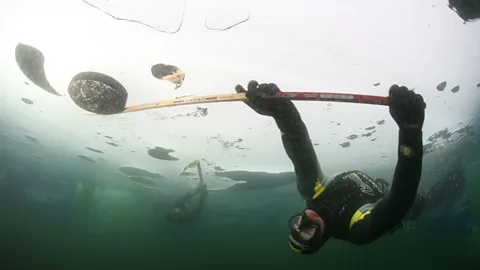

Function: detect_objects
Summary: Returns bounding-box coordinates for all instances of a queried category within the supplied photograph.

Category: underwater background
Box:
[1,0,480,269]
[0,116,479,270]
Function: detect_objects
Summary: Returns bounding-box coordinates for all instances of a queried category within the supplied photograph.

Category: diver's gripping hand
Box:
[388,85,425,131]
[235,80,294,117]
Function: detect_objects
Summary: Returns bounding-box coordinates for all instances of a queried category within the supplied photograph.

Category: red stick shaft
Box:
[261,92,389,106]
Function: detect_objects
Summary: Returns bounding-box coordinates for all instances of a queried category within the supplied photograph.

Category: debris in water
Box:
[167,106,208,119]
[119,166,164,179]
[105,136,113,139]
[451,85,460,93]
[25,135,40,144]
[423,143,436,154]
[202,158,216,167]
[371,138,378,142]
[15,43,60,95]
[21,98,33,104]
[151,63,185,89]
[339,142,351,148]
[423,125,474,155]
[214,166,225,172]
[85,147,104,154]
[365,126,375,131]
[68,72,128,114]
[346,134,358,140]
[436,81,447,91]
[427,128,450,142]
[361,131,375,137]
[24,81,30,85]
[373,82,380,86]
[208,134,244,149]
[377,120,386,125]
[106,142,119,146]
[77,155,96,163]
[215,170,295,191]
[147,146,179,161]
[128,176,157,186]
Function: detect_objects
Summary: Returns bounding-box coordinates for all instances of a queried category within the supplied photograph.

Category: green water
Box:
[1,137,479,270]
[0,189,477,270]
[0,105,479,270]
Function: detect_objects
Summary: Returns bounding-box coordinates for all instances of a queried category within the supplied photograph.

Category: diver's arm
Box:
[274,104,324,200]
[172,186,202,207]
[348,128,423,245]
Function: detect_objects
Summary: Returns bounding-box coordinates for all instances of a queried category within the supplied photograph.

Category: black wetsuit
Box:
[169,185,208,223]
[274,102,424,245]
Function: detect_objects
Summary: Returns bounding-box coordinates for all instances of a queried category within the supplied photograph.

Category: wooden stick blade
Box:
[123,93,247,113]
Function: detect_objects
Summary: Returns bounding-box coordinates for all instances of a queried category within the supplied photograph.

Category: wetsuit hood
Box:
[288,209,331,254]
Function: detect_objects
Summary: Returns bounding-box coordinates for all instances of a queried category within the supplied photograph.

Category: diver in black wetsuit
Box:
[235,80,426,254]
[165,161,208,224]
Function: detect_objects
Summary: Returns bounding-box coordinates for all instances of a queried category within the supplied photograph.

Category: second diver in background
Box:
[165,160,208,224]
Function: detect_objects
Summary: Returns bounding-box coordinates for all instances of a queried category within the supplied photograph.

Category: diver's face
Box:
[288,209,328,254]
[290,209,325,240]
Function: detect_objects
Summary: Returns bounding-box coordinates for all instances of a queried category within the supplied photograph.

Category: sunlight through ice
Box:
[0,0,479,192]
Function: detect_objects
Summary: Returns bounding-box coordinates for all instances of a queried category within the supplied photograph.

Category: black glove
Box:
[388,85,425,131]
[235,80,294,117]
[448,0,480,22]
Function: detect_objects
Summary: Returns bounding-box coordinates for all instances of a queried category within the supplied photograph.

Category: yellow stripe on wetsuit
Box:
[311,177,374,230]
[313,179,325,199]
[289,242,301,252]
[349,203,374,229]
